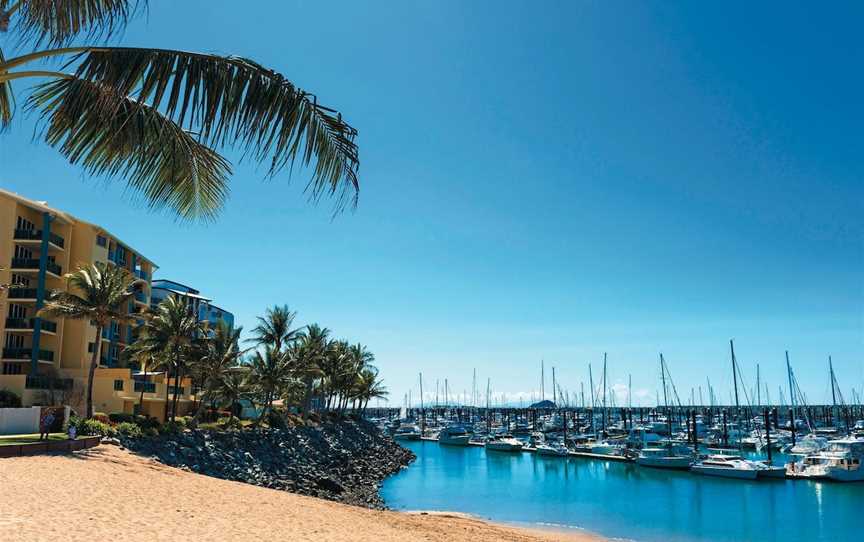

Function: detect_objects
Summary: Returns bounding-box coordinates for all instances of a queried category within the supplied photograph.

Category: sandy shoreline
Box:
[0,446,604,542]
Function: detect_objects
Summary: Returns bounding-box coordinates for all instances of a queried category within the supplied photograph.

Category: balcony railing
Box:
[1,348,54,362]
[134,269,149,281]
[4,318,57,333]
[7,287,38,299]
[25,375,73,390]
[133,381,156,393]
[10,258,62,276]
[13,228,65,248]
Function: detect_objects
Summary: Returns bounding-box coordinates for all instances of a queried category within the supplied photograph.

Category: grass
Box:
[0,433,69,446]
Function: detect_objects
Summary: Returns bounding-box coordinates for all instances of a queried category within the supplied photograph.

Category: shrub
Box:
[0,389,22,408]
[115,422,143,438]
[159,419,186,435]
[92,412,110,424]
[134,415,160,431]
[75,418,116,437]
[217,416,243,430]
[265,410,287,429]
[108,412,136,424]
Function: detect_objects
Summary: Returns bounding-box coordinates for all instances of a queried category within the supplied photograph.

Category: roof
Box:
[0,188,158,269]
[151,279,199,294]
[0,188,76,225]
[152,286,212,302]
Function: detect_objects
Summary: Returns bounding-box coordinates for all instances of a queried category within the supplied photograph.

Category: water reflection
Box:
[381,441,860,542]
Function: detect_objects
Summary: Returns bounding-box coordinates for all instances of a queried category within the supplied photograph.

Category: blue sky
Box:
[1,1,861,407]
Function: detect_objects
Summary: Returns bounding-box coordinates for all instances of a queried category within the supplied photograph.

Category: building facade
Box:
[150,279,234,330]
[0,189,193,420]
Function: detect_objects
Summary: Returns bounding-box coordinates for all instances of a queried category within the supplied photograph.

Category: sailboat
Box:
[635,355,694,469]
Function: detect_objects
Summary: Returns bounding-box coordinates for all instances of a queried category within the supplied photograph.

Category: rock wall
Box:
[122,418,415,509]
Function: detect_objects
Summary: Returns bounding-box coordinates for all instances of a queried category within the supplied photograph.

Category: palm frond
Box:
[12,0,145,47]
[0,47,14,130]
[70,47,359,212]
[27,76,231,220]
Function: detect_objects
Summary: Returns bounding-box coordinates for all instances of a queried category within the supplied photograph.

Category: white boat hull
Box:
[486,443,524,452]
[439,435,471,446]
[636,456,692,469]
[691,465,758,480]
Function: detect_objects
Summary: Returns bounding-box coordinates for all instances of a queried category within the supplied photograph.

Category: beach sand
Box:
[0,446,603,542]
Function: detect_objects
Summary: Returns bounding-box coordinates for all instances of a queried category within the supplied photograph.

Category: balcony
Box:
[1,348,55,362]
[133,381,156,393]
[4,318,58,334]
[134,269,149,281]
[25,375,73,390]
[13,228,65,249]
[10,258,62,276]
[7,287,38,300]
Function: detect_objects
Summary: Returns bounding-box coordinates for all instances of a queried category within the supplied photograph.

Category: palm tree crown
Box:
[38,261,141,417]
[0,1,359,220]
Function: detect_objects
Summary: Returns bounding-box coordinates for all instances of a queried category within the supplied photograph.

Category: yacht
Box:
[635,443,693,469]
[485,436,525,453]
[536,442,569,457]
[782,433,828,455]
[392,423,422,441]
[590,440,626,456]
[691,454,760,480]
[438,424,472,446]
[786,436,864,482]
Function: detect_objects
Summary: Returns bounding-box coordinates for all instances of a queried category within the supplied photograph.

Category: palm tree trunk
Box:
[86,325,103,418]
[302,377,314,421]
[171,367,183,422]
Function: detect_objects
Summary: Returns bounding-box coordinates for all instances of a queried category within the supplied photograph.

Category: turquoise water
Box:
[381,441,861,542]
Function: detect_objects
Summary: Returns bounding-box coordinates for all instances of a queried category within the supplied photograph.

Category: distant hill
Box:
[529,399,557,409]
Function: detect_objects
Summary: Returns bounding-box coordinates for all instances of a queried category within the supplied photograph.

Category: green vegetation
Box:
[0,1,359,220]
[0,433,67,446]
[38,262,141,418]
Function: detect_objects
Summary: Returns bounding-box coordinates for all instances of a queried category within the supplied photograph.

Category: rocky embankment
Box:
[121,418,415,509]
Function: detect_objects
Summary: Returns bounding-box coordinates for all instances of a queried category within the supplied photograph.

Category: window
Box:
[87,342,95,353]
[16,216,35,231]
[96,235,107,247]
[13,246,33,259]
[11,274,30,287]
[8,304,27,319]
[113,380,124,391]
[2,363,22,375]
[4,334,24,348]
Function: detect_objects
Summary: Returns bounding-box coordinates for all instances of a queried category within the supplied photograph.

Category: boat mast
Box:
[730,339,740,413]
[756,363,761,408]
[829,356,837,410]
[786,351,795,420]
[602,353,608,437]
[541,360,545,402]
[660,353,671,438]
[552,366,557,406]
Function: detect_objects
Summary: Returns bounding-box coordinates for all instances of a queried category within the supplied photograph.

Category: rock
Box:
[120,418,415,510]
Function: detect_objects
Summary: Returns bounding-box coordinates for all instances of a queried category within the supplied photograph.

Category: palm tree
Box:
[0,1,359,221]
[247,346,293,423]
[293,323,330,420]
[122,337,168,417]
[38,262,140,418]
[134,295,205,421]
[248,305,303,352]
[190,321,245,423]
[213,369,248,421]
[354,368,388,413]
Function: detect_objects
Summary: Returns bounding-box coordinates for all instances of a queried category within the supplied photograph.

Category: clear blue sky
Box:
[2,1,862,407]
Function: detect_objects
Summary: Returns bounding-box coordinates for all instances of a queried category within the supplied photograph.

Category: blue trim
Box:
[31,212,52,373]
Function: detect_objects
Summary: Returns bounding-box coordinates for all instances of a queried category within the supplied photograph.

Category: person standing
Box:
[39,410,56,441]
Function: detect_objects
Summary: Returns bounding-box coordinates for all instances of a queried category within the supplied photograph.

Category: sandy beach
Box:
[0,446,603,542]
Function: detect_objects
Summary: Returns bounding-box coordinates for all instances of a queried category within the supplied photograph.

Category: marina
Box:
[382,439,862,542]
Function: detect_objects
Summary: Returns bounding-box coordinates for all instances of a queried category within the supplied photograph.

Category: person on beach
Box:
[39,410,56,441]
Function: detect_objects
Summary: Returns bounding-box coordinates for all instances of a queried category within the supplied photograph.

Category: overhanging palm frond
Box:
[28,77,231,220]
[0,47,13,130]
[12,0,145,47]
[71,47,359,211]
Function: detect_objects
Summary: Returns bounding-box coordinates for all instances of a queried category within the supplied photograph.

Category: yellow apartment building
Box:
[0,189,195,420]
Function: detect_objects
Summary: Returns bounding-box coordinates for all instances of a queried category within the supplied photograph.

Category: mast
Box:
[786,351,795,419]
[757,363,761,407]
[541,360,545,401]
[601,353,608,437]
[628,374,632,410]
[552,366,557,405]
[419,373,425,433]
[730,340,740,412]
[660,353,670,436]
[829,356,837,409]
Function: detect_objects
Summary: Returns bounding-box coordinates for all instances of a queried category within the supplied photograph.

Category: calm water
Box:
[381,441,861,542]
